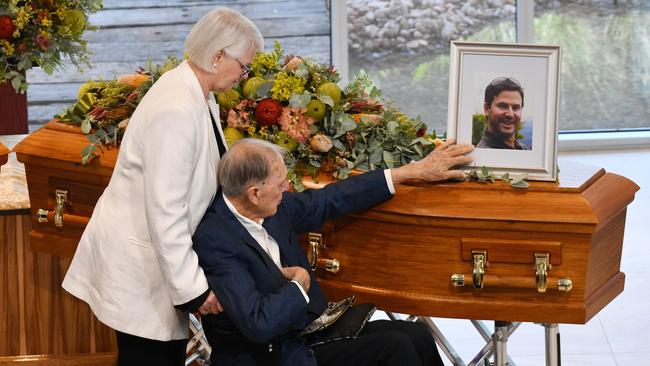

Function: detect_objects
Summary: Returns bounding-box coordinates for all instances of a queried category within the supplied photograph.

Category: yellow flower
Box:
[55,7,67,19]
[270,72,305,102]
[57,26,72,37]
[250,41,283,76]
[41,17,53,28]
[14,5,33,29]
[0,40,15,56]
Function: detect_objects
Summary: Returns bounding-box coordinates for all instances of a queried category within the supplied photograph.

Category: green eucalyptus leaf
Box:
[510,180,530,189]
[334,114,356,138]
[80,119,92,134]
[386,121,399,136]
[332,139,346,151]
[383,150,396,168]
[81,145,93,158]
[257,81,273,98]
[317,94,334,107]
[11,76,22,91]
[86,134,99,143]
[369,148,382,166]
[413,143,423,157]
[294,64,309,78]
[289,91,311,109]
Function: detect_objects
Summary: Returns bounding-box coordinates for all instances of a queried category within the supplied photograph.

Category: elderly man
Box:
[477,77,530,150]
[192,138,473,366]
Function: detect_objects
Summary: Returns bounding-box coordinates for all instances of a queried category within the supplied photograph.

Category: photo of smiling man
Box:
[475,77,531,150]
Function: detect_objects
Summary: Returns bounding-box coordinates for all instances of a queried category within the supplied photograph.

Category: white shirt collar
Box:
[223,193,265,229]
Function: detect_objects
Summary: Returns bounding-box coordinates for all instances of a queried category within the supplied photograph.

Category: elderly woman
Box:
[62,7,263,366]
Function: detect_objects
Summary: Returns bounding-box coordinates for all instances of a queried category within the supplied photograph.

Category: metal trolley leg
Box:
[493,321,509,366]
[544,323,561,366]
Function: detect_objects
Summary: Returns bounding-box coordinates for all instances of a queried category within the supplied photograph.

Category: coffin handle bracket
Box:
[37,189,68,228]
[307,232,340,274]
[472,250,488,289]
[535,253,551,293]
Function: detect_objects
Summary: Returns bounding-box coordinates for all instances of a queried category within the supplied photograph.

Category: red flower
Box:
[255,98,283,127]
[0,16,15,40]
[16,43,28,54]
[416,127,426,137]
[35,33,52,51]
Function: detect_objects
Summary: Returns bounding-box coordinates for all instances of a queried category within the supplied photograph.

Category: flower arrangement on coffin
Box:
[57,42,443,188]
[57,57,180,164]
[216,42,442,189]
[0,0,103,92]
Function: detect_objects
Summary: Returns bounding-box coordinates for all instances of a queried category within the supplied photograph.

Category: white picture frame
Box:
[447,41,561,181]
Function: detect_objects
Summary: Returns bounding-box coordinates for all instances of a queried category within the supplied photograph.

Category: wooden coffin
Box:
[303,164,639,324]
[11,121,118,356]
[0,142,9,168]
[10,120,639,358]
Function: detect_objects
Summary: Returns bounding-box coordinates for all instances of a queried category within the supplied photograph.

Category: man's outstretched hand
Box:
[391,139,474,185]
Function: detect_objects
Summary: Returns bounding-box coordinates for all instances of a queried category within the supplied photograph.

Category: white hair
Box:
[218,139,286,198]
[184,7,264,72]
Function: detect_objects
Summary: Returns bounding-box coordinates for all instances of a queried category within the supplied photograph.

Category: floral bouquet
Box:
[58,42,443,188]
[0,0,103,92]
[217,42,441,189]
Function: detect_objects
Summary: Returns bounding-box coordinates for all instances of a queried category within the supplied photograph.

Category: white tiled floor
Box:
[375,148,650,366]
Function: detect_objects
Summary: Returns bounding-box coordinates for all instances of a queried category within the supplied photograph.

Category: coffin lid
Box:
[305,159,639,229]
[13,120,117,175]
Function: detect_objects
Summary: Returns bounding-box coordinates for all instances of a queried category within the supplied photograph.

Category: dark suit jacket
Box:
[192,169,392,366]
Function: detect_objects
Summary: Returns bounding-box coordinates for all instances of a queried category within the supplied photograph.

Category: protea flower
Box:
[0,16,15,40]
[255,98,283,127]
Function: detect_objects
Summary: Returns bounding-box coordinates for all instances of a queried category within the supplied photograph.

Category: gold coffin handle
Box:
[37,189,68,228]
[451,252,571,293]
[36,210,90,229]
[450,274,573,292]
[307,232,340,274]
[472,250,487,289]
[535,253,550,293]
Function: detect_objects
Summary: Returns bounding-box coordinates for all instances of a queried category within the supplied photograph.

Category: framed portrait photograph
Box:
[447,41,561,181]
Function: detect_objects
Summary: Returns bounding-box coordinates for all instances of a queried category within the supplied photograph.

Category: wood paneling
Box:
[0,214,28,356]
[0,212,116,357]
[26,0,331,126]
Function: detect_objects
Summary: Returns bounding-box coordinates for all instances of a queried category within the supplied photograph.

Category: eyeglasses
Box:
[489,77,521,87]
[226,52,251,78]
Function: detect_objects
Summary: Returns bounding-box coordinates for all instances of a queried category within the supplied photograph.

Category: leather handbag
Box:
[300,295,376,346]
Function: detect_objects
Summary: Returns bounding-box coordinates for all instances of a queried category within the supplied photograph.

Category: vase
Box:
[0,73,29,135]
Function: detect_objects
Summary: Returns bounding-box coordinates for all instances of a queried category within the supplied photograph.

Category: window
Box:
[534,1,650,132]
[332,1,650,136]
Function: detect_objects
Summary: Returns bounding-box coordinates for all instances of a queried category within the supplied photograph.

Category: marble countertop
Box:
[0,135,30,211]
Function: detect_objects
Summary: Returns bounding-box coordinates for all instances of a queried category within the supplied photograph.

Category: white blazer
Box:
[63,61,228,341]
